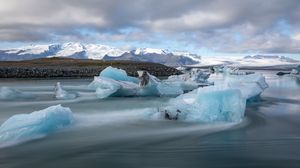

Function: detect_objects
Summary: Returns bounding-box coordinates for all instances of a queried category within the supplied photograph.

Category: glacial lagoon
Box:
[0,71,300,168]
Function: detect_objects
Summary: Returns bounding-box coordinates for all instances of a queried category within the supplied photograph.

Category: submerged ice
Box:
[0,105,74,146]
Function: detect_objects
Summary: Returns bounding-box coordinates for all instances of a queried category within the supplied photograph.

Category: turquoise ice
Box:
[0,105,74,146]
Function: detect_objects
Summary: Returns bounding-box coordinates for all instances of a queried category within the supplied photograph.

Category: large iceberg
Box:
[89,66,211,98]
[0,105,74,146]
[157,86,246,122]
[0,87,33,100]
[154,73,268,123]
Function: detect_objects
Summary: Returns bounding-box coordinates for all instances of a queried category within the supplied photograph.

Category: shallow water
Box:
[0,71,300,168]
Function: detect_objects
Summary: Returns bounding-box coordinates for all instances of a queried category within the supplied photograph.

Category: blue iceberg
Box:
[89,66,211,98]
[155,73,268,123]
[0,105,74,146]
[158,86,246,122]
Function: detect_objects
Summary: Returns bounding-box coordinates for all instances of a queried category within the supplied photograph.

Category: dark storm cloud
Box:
[0,0,300,53]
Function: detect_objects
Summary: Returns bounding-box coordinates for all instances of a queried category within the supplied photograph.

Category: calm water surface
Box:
[0,71,300,168]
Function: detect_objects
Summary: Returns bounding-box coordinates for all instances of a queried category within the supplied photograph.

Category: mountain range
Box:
[0,42,299,67]
[0,43,200,67]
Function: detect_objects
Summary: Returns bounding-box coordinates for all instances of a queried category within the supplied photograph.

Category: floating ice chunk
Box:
[89,66,209,98]
[89,76,139,98]
[224,73,268,99]
[93,77,121,98]
[90,70,161,98]
[159,86,246,122]
[100,66,139,83]
[0,87,33,100]
[168,69,211,83]
[0,105,74,146]
[166,69,213,92]
[155,73,268,123]
[54,82,78,100]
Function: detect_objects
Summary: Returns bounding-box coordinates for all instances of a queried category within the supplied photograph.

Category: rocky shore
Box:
[0,58,182,78]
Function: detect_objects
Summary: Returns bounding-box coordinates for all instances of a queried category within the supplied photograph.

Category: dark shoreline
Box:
[0,58,182,78]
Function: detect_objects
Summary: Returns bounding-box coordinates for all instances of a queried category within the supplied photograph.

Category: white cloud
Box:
[0,0,300,53]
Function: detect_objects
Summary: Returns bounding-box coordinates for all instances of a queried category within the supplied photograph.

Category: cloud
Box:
[0,0,300,53]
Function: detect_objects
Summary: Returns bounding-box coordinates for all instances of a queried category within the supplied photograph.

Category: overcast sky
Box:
[0,0,300,57]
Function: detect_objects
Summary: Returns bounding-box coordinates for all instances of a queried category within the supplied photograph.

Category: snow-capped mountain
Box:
[55,42,86,58]
[0,43,201,66]
[1,43,297,67]
[134,48,170,55]
[85,44,128,59]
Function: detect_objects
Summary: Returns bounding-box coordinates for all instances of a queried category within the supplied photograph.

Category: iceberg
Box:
[225,73,268,99]
[157,86,246,122]
[90,76,139,98]
[89,66,212,99]
[0,105,74,146]
[154,73,268,122]
[54,82,78,100]
[0,87,33,100]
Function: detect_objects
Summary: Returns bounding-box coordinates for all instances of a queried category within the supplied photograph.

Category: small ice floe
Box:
[0,86,33,100]
[0,105,74,147]
[54,82,78,100]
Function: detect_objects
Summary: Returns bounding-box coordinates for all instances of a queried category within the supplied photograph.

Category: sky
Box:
[0,0,300,58]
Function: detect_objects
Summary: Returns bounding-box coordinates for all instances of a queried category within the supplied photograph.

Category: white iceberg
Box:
[54,82,78,100]
[0,87,33,100]
[0,105,74,146]
[90,76,139,98]
[155,73,268,122]
[225,73,268,100]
